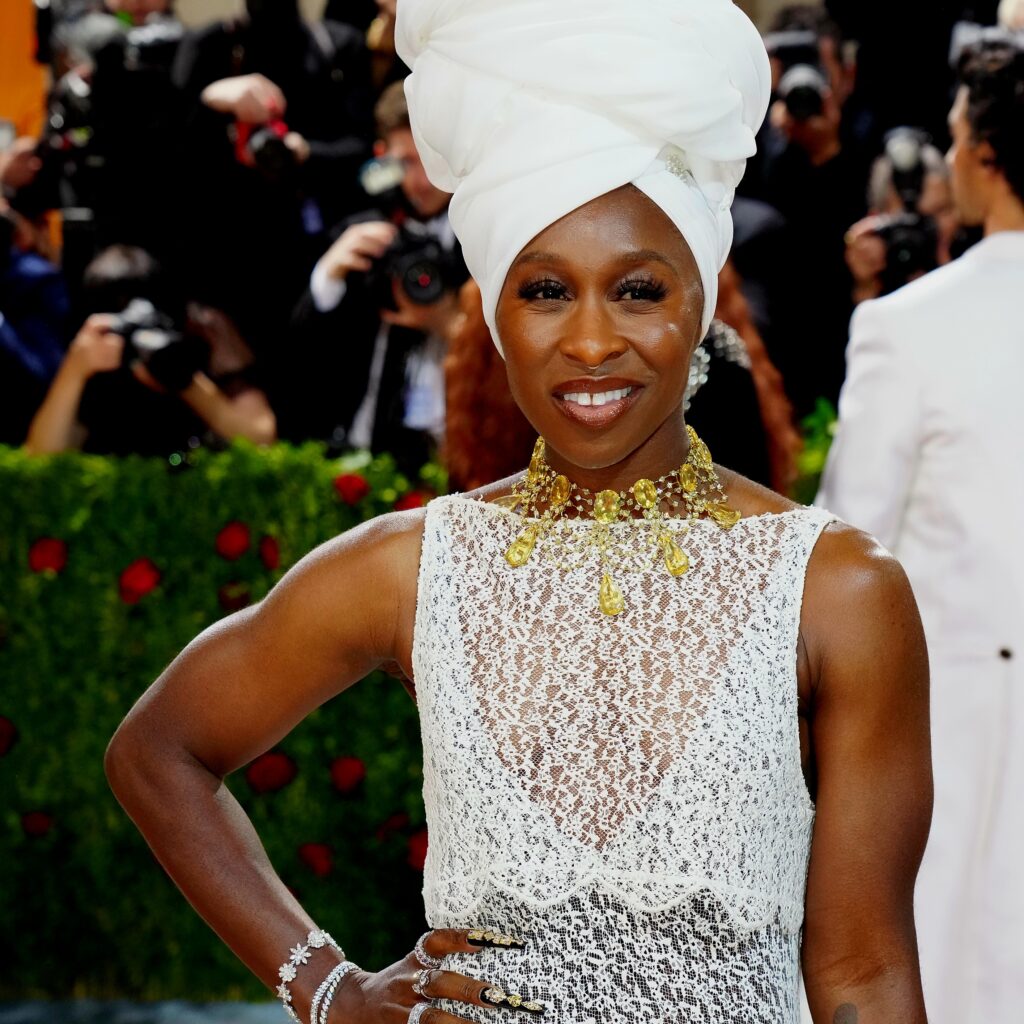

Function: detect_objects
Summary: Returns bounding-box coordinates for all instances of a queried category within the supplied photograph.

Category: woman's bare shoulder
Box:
[720,466,916,634]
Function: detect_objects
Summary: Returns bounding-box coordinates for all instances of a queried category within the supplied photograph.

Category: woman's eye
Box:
[519,279,568,302]
[617,277,667,302]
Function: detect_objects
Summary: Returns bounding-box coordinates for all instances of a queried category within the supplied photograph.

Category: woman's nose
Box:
[558,295,629,368]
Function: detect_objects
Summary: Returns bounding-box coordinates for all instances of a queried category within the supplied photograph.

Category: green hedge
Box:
[0,442,445,1000]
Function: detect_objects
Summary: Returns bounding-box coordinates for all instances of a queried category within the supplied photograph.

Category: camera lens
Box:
[400,258,445,305]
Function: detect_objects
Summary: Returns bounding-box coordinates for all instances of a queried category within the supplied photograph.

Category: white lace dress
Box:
[412,495,834,1023]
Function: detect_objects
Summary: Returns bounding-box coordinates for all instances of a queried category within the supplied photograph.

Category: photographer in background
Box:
[845,129,961,304]
[818,42,1024,1022]
[170,0,375,354]
[746,7,870,410]
[25,245,276,456]
[279,82,466,473]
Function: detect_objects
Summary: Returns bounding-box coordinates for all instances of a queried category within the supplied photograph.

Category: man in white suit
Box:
[817,41,1024,1024]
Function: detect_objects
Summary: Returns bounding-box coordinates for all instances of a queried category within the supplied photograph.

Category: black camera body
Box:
[777,64,829,122]
[109,298,208,393]
[245,121,298,184]
[361,222,469,313]
[874,214,939,296]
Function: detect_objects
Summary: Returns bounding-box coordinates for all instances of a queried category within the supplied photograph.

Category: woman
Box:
[105,2,932,1022]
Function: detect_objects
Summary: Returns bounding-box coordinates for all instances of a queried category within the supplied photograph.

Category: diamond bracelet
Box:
[311,960,361,1024]
[276,928,344,1022]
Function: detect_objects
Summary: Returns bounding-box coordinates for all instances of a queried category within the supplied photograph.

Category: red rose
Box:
[29,538,68,574]
[298,842,333,878]
[394,491,426,511]
[215,521,251,561]
[330,755,366,795]
[374,811,410,843]
[333,473,370,505]
[245,751,297,794]
[218,581,252,613]
[22,811,53,838]
[259,535,281,570]
[407,828,429,871]
[119,558,161,604]
[0,716,18,757]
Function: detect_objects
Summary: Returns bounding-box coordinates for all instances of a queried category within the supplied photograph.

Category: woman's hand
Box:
[332,928,544,1023]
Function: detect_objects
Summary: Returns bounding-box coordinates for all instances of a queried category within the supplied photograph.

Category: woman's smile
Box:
[552,377,644,429]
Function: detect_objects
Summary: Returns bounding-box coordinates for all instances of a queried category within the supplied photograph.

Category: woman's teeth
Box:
[561,387,633,407]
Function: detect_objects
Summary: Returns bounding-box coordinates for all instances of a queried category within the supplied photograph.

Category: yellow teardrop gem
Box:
[707,501,742,529]
[663,538,690,577]
[632,478,658,510]
[594,490,621,524]
[679,463,698,493]
[599,572,625,616]
[505,526,539,567]
[550,475,571,507]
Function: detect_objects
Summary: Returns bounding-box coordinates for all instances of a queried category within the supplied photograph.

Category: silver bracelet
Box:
[277,928,345,1022]
[316,960,361,1024]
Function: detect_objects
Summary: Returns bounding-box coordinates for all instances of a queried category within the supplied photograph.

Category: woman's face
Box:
[495,186,704,477]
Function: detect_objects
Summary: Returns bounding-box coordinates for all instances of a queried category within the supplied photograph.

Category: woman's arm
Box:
[801,525,932,1023]
[104,510,423,1022]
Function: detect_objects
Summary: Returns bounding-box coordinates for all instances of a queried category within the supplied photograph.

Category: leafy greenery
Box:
[0,442,437,1000]
[793,399,838,506]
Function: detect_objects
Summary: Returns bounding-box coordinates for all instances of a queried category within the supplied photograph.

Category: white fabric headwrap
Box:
[396,0,771,352]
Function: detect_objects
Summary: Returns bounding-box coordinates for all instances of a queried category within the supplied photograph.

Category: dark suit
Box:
[277,209,452,474]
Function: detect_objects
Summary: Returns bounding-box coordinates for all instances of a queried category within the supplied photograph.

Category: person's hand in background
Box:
[321,222,399,282]
[200,74,286,125]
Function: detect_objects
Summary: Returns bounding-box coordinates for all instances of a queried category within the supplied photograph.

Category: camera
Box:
[883,128,932,211]
[874,214,939,295]
[234,119,297,184]
[109,298,208,392]
[361,222,469,312]
[777,64,829,122]
[122,16,184,73]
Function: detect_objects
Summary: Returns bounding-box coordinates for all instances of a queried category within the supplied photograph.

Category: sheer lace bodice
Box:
[412,495,834,1023]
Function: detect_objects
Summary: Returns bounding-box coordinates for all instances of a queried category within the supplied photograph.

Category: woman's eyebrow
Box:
[512,248,677,270]
[511,250,565,269]
[620,248,677,271]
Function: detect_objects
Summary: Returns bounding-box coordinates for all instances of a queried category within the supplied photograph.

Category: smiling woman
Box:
[105,3,932,1024]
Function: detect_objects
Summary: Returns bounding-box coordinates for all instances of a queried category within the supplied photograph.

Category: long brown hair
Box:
[443,280,536,492]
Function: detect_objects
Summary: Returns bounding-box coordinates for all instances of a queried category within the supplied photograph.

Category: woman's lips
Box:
[552,386,643,428]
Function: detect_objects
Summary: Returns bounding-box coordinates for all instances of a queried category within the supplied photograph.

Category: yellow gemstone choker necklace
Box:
[501,426,741,616]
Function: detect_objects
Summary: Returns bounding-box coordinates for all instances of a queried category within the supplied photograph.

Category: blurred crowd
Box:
[0,0,1022,492]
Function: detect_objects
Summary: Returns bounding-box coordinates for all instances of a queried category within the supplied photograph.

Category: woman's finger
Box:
[413,967,545,1015]
[421,927,526,962]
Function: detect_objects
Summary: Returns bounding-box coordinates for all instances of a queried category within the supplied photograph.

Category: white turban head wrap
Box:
[396,0,771,352]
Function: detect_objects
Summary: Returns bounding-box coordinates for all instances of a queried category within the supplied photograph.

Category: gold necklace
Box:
[500,426,741,616]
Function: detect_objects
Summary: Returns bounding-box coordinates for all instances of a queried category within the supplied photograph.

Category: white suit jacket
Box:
[815,230,1024,1024]
[818,231,1024,660]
